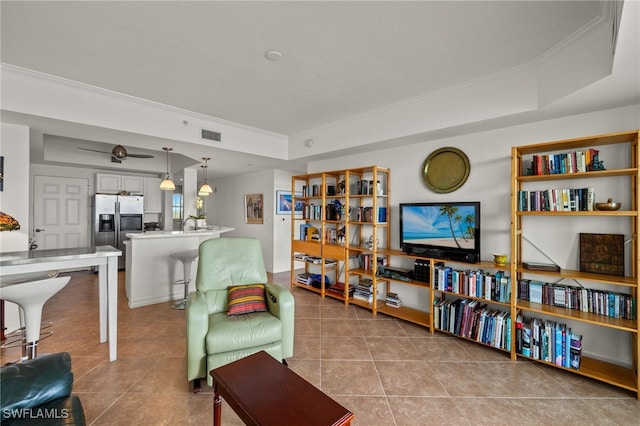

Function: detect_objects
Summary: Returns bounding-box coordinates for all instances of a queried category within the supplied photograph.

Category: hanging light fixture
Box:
[198,157,213,196]
[160,147,175,191]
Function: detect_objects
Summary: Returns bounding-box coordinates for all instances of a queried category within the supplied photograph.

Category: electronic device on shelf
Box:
[399,201,481,263]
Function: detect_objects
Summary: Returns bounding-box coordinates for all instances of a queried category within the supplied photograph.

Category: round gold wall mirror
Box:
[422,147,470,193]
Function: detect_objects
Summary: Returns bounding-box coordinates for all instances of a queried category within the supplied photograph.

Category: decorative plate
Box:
[422,147,470,193]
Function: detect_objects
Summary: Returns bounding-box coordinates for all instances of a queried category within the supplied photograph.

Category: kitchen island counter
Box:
[124,225,233,308]
[128,226,234,239]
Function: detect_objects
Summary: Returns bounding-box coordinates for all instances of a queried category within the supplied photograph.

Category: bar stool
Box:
[171,249,199,310]
[0,273,70,360]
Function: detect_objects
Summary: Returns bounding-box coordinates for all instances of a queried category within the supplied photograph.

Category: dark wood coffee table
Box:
[210,350,354,426]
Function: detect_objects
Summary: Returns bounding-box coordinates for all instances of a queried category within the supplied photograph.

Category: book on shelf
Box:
[384,292,402,307]
[296,272,312,285]
[352,278,374,302]
[297,272,329,289]
[522,324,532,357]
[522,262,560,272]
[326,282,354,297]
[293,253,308,262]
[570,332,583,369]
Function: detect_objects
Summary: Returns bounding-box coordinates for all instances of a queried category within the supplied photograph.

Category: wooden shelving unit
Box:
[510,129,640,398]
[290,166,398,318]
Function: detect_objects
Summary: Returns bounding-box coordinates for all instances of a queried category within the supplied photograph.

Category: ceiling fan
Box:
[78,144,155,163]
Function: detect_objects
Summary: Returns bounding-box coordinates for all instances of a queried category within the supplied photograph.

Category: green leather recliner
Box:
[186,237,295,391]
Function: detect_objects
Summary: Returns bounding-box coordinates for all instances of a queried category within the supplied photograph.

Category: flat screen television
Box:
[399,202,480,263]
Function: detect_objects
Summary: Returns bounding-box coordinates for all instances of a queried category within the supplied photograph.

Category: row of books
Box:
[352,279,374,303]
[518,279,636,320]
[304,204,323,220]
[433,298,511,350]
[385,292,402,308]
[517,188,595,212]
[433,265,511,304]
[516,315,582,369]
[527,148,601,175]
[299,204,387,222]
[349,206,387,223]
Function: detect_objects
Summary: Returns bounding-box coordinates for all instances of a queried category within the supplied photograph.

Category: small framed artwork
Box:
[276,190,303,217]
[579,233,624,276]
[244,193,264,224]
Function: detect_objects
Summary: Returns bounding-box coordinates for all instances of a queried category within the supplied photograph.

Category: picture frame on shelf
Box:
[276,190,303,216]
[244,193,264,224]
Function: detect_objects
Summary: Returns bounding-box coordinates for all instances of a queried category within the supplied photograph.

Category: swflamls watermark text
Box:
[2,408,70,420]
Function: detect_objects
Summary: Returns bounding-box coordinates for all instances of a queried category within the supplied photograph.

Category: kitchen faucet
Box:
[183,217,196,230]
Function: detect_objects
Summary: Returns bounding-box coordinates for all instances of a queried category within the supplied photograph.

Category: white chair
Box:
[0,274,70,360]
[171,249,199,310]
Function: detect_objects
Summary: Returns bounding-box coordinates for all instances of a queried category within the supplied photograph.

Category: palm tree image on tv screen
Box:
[400,202,480,262]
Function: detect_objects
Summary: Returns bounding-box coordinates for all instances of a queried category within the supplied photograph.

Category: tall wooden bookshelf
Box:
[290,166,391,316]
[510,130,639,397]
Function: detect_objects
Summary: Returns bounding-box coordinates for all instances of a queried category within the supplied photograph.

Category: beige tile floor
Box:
[2,270,640,425]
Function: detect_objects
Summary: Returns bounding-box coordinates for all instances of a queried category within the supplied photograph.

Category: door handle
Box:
[35,228,45,232]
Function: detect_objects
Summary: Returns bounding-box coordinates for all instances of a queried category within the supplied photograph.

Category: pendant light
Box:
[198,157,213,196]
[160,147,175,191]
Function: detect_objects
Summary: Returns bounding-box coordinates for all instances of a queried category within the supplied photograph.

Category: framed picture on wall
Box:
[276,190,303,217]
[244,193,264,224]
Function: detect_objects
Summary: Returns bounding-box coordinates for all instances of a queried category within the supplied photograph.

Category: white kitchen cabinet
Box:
[122,176,144,194]
[96,173,122,193]
[143,177,163,213]
[96,173,144,194]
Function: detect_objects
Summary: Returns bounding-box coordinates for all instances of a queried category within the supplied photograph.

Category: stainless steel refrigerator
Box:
[94,194,144,269]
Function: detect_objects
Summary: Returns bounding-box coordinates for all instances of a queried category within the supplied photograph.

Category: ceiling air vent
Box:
[201,128,222,142]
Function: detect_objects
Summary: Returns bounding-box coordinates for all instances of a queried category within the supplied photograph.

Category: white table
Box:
[0,246,121,361]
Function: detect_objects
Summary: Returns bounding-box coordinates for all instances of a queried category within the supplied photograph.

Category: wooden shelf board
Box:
[516,266,637,287]
[349,298,373,310]
[376,303,430,327]
[325,291,348,302]
[517,301,638,332]
[516,354,638,392]
[517,210,636,217]
[291,240,322,257]
[384,277,430,289]
[292,282,322,295]
[514,130,638,154]
[348,268,375,277]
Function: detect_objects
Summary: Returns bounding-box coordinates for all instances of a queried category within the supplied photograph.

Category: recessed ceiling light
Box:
[265,50,283,61]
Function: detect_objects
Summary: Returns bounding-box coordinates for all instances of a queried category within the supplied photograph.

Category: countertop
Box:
[0,245,121,266]
[126,226,234,239]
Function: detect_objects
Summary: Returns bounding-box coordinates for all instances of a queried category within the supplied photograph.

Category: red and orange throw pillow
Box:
[227,284,267,316]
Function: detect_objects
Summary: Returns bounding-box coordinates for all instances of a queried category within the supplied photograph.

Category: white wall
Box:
[273,169,295,273]
[209,169,276,272]
[308,104,640,367]
[207,168,297,273]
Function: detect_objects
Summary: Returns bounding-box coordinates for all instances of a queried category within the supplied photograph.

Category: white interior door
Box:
[33,175,89,250]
